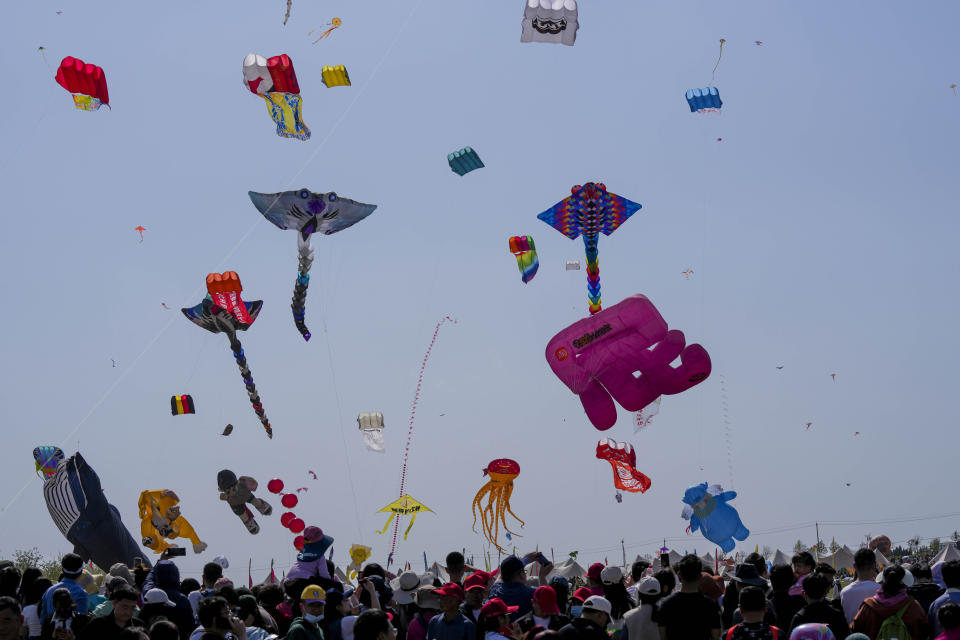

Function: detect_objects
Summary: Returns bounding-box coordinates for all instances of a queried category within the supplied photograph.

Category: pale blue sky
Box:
[2,0,959,580]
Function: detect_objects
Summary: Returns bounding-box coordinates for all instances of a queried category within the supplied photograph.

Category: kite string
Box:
[391,316,456,556]
[710,39,725,85]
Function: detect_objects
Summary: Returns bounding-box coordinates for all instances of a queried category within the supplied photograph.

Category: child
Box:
[726,586,782,640]
[936,602,960,640]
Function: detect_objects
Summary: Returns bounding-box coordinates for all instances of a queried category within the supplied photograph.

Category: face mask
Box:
[304,613,324,624]
[570,606,582,617]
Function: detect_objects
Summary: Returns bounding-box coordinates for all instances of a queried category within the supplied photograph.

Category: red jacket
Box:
[851,594,928,639]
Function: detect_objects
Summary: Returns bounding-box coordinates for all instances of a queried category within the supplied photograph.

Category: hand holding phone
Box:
[660,552,670,568]
[166,547,187,557]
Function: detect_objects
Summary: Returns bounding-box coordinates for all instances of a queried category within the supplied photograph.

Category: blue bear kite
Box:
[681,482,749,553]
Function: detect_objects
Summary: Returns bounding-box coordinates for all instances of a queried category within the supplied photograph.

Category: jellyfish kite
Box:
[375,494,434,540]
[310,18,342,43]
[55,56,109,111]
[242,53,310,140]
[472,459,525,553]
[182,272,273,438]
[681,482,749,553]
[537,183,641,315]
[521,0,578,46]
[596,439,651,493]
[357,411,385,452]
[34,446,64,479]
[248,189,378,342]
[508,236,539,283]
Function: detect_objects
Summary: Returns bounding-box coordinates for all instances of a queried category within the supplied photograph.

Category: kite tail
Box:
[584,235,601,315]
[711,38,726,85]
[292,236,314,341]
[228,334,273,439]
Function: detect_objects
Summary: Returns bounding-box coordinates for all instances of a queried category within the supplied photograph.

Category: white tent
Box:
[767,549,792,566]
[931,543,960,565]
[817,546,856,571]
[651,550,684,571]
[524,557,587,581]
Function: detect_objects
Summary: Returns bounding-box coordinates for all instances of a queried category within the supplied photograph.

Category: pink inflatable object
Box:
[545,294,711,430]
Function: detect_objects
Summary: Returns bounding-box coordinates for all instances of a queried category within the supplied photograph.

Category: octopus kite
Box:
[310,18,342,43]
[472,459,525,553]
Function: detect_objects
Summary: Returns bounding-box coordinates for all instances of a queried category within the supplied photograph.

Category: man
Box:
[78,585,145,640]
[724,586,780,640]
[516,586,569,633]
[141,558,198,637]
[460,573,487,627]
[0,597,22,640]
[787,572,848,639]
[930,560,960,637]
[908,562,945,613]
[355,609,396,640]
[568,588,593,619]
[586,565,604,597]
[626,562,651,601]
[729,564,777,627]
[652,554,721,640]
[426,583,475,640]
[445,553,467,586]
[191,595,248,640]
[286,585,326,640]
[839,548,879,624]
[488,558,537,618]
[188,562,225,615]
[40,553,90,618]
[622,577,661,640]
[558,595,610,640]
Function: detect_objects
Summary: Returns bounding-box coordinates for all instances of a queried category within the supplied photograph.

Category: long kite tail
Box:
[711,38,726,84]
[584,235,601,315]
[292,234,314,341]
[227,334,273,439]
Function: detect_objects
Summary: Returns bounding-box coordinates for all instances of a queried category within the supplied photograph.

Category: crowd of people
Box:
[0,546,958,640]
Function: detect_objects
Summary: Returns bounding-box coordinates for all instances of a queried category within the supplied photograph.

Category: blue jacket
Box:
[929,589,960,636]
[488,581,536,618]
[40,577,89,619]
[426,612,475,640]
[142,560,197,635]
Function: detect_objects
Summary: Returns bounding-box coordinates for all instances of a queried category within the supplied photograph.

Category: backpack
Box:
[725,623,779,640]
[876,603,912,640]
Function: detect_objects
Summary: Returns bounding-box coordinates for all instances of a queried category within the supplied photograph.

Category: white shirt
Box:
[485,632,511,640]
[533,615,551,628]
[840,579,878,623]
[22,604,43,637]
[622,605,658,640]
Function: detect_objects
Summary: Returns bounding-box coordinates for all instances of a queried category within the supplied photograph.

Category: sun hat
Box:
[582,595,612,616]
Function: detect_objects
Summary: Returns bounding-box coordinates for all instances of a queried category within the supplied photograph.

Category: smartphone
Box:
[660,552,670,568]
[133,557,142,568]
[167,547,187,557]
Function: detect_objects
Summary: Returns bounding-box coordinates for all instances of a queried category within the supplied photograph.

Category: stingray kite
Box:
[375,494,433,540]
[248,189,377,341]
[55,56,109,111]
[182,272,273,438]
[472,459,525,553]
[537,182,642,315]
[242,53,310,140]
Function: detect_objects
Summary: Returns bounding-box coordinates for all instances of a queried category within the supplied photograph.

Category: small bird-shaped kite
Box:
[135,225,146,242]
[831,373,836,381]
[682,269,694,279]
[161,302,170,310]
[222,424,234,436]
[310,18,341,43]
[805,422,813,430]
[952,84,958,95]
[776,365,784,370]
[308,470,317,479]
[754,41,763,46]
[283,0,292,25]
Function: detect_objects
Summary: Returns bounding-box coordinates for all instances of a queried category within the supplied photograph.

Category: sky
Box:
[1,0,959,582]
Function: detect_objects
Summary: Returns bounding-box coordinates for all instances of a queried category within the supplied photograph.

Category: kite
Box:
[308,470,317,480]
[545,294,711,430]
[508,236,539,284]
[310,18,342,43]
[111,359,117,368]
[161,303,170,310]
[448,147,484,176]
[376,494,434,540]
[358,412,386,453]
[682,269,693,280]
[472,459,525,553]
[55,56,109,111]
[776,365,784,369]
[565,261,581,270]
[137,489,207,555]
[182,271,273,438]
[248,189,378,341]
[805,422,812,430]
[217,470,273,535]
[635,396,661,432]
[347,544,372,583]
[521,0,578,46]
[952,83,958,95]
[681,482,749,553]
[135,226,146,242]
[537,183,642,315]
[170,394,195,416]
[242,53,310,140]
[295,487,308,493]
[222,424,234,436]
[788,624,835,640]
[831,373,836,381]
[321,65,351,88]
[615,492,622,503]
[283,0,292,25]
[37,449,148,571]
[596,439,651,493]
[686,87,723,113]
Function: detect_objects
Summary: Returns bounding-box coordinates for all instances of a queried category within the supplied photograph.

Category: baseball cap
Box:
[480,598,519,619]
[532,586,559,615]
[301,584,327,603]
[582,595,612,616]
[570,587,593,602]
[587,563,604,581]
[144,588,176,607]
[635,576,660,595]
[600,566,623,585]
[433,582,465,602]
[464,573,487,592]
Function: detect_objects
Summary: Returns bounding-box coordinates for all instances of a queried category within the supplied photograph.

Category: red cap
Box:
[570,587,593,603]
[433,583,465,602]
[464,573,487,592]
[587,563,604,581]
[533,586,559,615]
[480,598,519,619]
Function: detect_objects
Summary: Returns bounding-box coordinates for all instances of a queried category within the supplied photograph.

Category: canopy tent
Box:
[930,543,960,565]
[767,549,792,566]
[524,556,587,581]
[651,550,684,571]
[817,546,857,571]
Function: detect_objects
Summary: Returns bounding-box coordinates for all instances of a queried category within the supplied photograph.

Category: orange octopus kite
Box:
[472,458,525,553]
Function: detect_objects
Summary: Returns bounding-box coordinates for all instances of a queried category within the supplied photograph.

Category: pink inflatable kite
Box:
[545,294,711,430]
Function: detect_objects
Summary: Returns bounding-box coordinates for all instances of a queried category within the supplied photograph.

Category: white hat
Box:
[582,595,612,616]
[600,566,623,585]
[876,567,915,587]
[213,556,230,569]
[144,588,175,607]
[636,576,661,595]
[390,571,422,605]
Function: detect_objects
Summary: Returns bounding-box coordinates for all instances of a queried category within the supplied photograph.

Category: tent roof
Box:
[767,549,792,566]
[931,543,960,565]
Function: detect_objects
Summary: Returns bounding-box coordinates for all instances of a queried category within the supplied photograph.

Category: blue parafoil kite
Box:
[685,87,722,113]
[448,147,484,176]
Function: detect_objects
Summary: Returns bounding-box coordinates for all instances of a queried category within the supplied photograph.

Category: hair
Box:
[524,626,547,640]
[653,569,675,595]
[853,548,876,572]
[814,562,836,577]
[638,589,661,606]
[801,573,830,600]
[911,563,932,580]
[258,584,285,608]
[601,582,634,620]
[148,620,180,640]
[943,561,960,589]
[676,555,703,583]
[531,631,560,640]
[879,566,908,596]
[0,566,21,599]
[738,586,766,613]
[791,552,815,570]
[180,578,201,594]
[631,561,650,582]
[743,553,766,577]
[354,608,392,640]
[769,564,795,593]
[198,596,228,628]
[17,567,42,604]
[360,563,386,579]
[202,562,223,584]
[482,613,506,632]
[0,595,21,616]
[52,587,73,609]
[549,577,569,606]
[702,566,715,576]
[216,585,239,605]
[112,585,140,603]
[939,602,960,631]
[118,629,149,640]
[24,577,52,606]
[446,552,465,572]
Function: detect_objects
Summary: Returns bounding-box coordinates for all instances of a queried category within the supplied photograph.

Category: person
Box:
[427,583,475,640]
[729,565,777,627]
[599,567,634,626]
[787,573,848,639]
[446,554,468,587]
[42,587,90,639]
[191,596,248,640]
[908,563,944,613]
[770,565,801,632]
[489,559,537,619]
[410,587,442,640]
[149,620,181,640]
[0,596,23,640]
[621,576,660,640]
[460,572,489,630]
[652,554,721,640]
[479,599,521,640]
[235,594,278,640]
[0,568,21,600]
[77,585,144,640]
[935,602,960,640]
[788,553,816,616]
[355,609,396,640]
[138,589,177,629]
[585,566,604,598]
[188,564,224,617]
[286,585,326,640]
[929,560,960,637]
[40,554,90,619]
[557,596,610,640]
[23,578,53,639]
[626,562,651,602]
[839,550,878,625]
[548,579,569,615]
[724,586,781,640]
[141,559,197,638]
[652,570,675,600]
[566,589,592,620]
[851,565,928,639]
[516,587,569,633]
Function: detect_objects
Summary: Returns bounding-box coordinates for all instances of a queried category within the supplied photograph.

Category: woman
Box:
[22,578,52,640]
[851,566,928,639]
[40,588,89,640]
[480,599,523,640]
[599,567,635,629]
[237,594,279,640]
